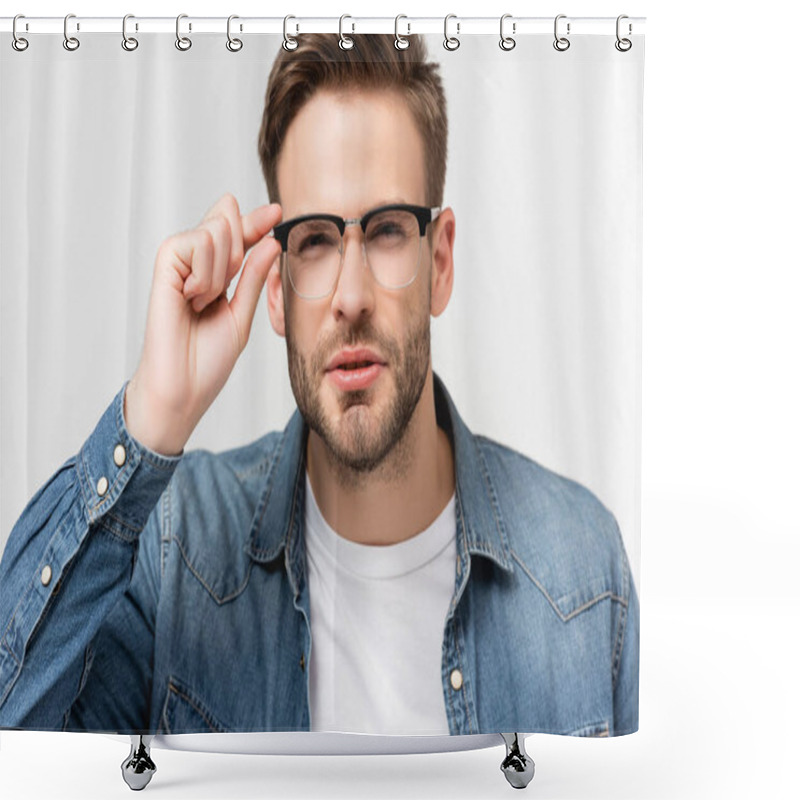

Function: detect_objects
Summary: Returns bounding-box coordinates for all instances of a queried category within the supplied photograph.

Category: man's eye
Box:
[370,223,406,241]
[298,233,336,252]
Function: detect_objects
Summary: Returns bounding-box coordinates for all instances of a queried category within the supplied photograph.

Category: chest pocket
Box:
[159,674,231,734]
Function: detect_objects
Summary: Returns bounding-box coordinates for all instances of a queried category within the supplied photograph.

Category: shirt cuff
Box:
[76,381,183,537]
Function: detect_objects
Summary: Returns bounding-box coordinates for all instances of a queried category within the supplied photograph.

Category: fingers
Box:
[164,228,213,299]
[229,234,282,351]
[188,215,231,312]
[166,194,282,315]
[202,193,282,265]
[190,194,281,312]
[202,193,245,293]
[242,203,282,252]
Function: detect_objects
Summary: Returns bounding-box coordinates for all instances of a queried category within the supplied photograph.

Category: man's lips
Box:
[325,347,386,372]
[324,347,387,392]
[326,362,384,391]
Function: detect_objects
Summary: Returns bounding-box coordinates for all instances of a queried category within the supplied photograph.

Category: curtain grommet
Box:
[282,15,298,51]
[175,14,192,51]
[338,14,355,50]
[12,14,29,51]
[444,14,460,51]
[121,14,138,51]
[553,14,570,51]
[394,15,410,50]
[63,13,80,51]
[226,15,243,52]
[499,14,516,51]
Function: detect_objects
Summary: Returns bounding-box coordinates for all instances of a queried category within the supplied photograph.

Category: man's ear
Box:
[430,207,455,318]
[266,254,286,337]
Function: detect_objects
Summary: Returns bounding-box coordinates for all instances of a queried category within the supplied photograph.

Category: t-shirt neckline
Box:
[304,471,456,580]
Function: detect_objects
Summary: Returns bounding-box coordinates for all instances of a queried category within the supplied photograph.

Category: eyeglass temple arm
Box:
[426,206,443,234]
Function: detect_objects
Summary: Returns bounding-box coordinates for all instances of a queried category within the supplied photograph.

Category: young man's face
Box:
[267,87,452,474]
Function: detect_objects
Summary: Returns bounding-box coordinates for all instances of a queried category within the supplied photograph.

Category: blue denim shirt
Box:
[0,371,638,736]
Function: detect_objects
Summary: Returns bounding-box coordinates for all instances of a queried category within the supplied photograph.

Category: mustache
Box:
[313,323,399,372]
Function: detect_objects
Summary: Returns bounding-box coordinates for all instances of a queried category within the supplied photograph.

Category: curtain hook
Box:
[443,14,460,51]
[283,15,298,51]
[122,14,139,51]
[553,14,571,52]
[339,15,354,50]
[615,14,632,52]
[12,14,29,52]
[63,13,80,51]
[395,15,410,50]
[499,14,516,51]
[226,15,243,52]
[175,14,192,51]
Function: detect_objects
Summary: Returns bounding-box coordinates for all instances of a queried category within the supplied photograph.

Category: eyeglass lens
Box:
[286,208,421,298]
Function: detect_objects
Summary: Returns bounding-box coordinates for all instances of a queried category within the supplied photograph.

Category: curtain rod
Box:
[1,16,646,37]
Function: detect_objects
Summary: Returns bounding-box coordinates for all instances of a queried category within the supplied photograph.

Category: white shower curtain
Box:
[1,31,643,592]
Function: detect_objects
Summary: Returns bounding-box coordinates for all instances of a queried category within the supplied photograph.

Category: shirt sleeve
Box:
[0,380,182,729]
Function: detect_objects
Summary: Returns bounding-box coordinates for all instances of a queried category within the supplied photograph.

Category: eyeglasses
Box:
[271,203,441,300]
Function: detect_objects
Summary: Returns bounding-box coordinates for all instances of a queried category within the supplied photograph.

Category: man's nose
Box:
[330,228,375,322]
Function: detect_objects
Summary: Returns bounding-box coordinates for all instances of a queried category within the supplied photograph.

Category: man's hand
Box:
[124,193,283,456]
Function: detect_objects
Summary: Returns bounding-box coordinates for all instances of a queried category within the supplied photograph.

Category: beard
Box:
[285,305,430,478]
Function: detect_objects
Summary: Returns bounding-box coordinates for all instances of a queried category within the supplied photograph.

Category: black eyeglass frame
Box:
[271,203,442,252]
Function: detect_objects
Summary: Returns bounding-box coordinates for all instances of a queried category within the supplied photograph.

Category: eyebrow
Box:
[292,199,411,219]
[360,199,409,215]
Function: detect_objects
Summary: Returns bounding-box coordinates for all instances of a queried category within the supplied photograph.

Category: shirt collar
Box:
[245,370,513,573]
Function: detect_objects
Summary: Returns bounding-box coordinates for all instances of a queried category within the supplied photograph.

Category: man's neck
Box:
[305,369,455,546]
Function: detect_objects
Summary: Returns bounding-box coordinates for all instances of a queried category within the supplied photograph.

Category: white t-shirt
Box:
[304,471,457,735]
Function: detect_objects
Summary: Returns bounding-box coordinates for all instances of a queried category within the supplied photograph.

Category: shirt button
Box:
[113,444,127,467]
[97,476,109,496]
[450,669,463,691]
[41,565,52,586]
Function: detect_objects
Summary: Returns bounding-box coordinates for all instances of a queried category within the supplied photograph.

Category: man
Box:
[0,34,638,738]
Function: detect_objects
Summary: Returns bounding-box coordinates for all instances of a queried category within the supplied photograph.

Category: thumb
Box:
[229,234,281,350]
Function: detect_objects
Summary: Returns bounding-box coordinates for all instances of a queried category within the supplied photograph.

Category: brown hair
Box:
[258,34,448,209]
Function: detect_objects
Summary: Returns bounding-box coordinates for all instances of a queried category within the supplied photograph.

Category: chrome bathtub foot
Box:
[121,735,156,791]
[500,733,535,789]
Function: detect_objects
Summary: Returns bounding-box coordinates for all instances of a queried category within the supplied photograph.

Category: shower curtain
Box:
[0,20,643,742]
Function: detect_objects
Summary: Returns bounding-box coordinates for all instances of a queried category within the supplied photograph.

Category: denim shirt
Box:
[0,372,638,737]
